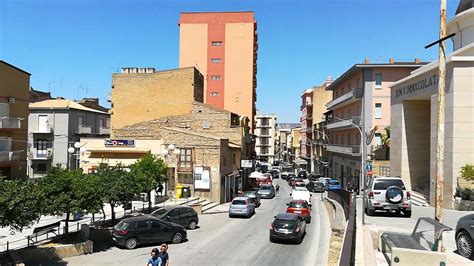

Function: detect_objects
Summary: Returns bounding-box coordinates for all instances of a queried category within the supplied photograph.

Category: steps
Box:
[410,191,430,207]
[176,197,220,213]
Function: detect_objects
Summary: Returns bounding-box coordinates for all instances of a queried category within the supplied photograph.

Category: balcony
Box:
[33,124,54,134]
[77,125,92,134]
[256,142,271,147]
[256,123,271,128]
[30,148,53,160]
[326,116,361,130]
[326,88,363,110]
[326,144,361,156]
[300,114,313,121]
[300,102,313,110]
[0,151,21,162]
[300,127,312,133]
[0,117,21,129]
[99,127,110,135]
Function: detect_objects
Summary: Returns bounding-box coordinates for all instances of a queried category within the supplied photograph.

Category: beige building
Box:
[290,128,301,161]
[255,113,277,163]
[312,78,333,175]
[179,12,258,130]
[390,3,474,208]
[0,61,30,179]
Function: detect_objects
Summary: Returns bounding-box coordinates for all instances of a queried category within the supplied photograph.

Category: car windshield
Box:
[114,221,129,230]
[243,192,256,197]
[374,179,405,190]
[329,181,340,185]
[152,208,168,216]
[288,201,308,208]
[315,182,325,187]
[232,200,247,205]
[273,219,297,230]
[260,186,272,190]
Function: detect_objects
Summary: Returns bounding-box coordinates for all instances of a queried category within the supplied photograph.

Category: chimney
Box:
[363,58,370,64]
[415,58,421,63]
[389,58,395,64]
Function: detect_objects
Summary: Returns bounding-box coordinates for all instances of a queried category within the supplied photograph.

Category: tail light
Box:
[303,209,310,215]
[368,191,374,199]
[407,191,411,199]
[294,226,300,233]
[118,230,128,235]
[287,208,294,213]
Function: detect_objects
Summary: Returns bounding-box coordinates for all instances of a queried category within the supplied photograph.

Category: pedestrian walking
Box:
[157,184,164,197]
[275,184,280,197]
[147,248,162,266]
[159,244,169,266]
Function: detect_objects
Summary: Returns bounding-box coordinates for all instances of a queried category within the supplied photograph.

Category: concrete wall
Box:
[111,67,204,133]
[0,61,30,179]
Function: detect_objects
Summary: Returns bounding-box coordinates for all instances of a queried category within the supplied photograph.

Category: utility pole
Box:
[435,0,447,224]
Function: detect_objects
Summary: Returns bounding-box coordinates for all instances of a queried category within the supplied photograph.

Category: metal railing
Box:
[99,127,110,135]
[0,117,21,129]
[78,125,92,134]
[0,151,21,162]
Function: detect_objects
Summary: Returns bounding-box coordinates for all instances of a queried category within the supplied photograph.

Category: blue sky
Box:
[0,0,459,122]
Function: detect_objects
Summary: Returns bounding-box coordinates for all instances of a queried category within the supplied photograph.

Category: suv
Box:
[364,177,412,217]
[151,205,199,230]
[112,215,186,249]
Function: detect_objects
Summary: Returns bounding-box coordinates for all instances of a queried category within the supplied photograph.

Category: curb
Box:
[324,197,346,231]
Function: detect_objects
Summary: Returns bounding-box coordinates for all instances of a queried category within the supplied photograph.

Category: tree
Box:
[94,162,139,222]
[381,126,391,160]
[460,164,474,182]
[37,165,100,234]
[130,153,169,210]
[0,179,42,232]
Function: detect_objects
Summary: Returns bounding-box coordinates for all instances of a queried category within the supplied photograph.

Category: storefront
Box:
[390,5,474,208]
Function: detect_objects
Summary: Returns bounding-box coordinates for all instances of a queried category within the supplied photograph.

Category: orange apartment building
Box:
[0,61,30,179]
[325,59,424,189]
[179,12,258,130]
[299,88,313,167]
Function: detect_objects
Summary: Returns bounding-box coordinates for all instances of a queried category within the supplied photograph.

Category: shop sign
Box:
[395,74,438,98]
[241,160,253,168]
[104,139,135,147]
[194,166,211,190]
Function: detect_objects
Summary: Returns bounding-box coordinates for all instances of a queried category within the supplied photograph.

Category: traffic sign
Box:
[366,164,372,170]
[367,170,373,176]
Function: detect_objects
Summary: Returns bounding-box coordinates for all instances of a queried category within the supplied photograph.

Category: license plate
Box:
[385,205,398,210]
[294,211,301,214]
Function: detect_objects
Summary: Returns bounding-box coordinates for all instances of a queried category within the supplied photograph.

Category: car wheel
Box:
[188,220,198,230]
[457,230,474,259]
[125,238,138,249]
[403,210,412,218]
[171,232,183,244]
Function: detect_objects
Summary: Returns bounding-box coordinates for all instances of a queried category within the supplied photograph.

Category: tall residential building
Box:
[312,77,333,175]
[299,89,314,165]
[275,123,300,163]
[28,98,110,178]
[255,113,277,163]
[0,61,30,179]
[325,59,424,189]
[179,12,258,131]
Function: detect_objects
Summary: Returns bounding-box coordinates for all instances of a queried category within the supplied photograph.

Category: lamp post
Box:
[68,142,87,170]
[160,144,181,199]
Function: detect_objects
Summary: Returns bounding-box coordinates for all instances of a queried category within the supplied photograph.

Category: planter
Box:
[455,199,474,211]
[15,240,93,264]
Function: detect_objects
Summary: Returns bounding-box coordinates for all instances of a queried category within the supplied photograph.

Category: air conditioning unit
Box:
[8,97,15,103]
[203,121,210,129]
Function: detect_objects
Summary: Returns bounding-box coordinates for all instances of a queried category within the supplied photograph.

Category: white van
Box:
[290,187,312,205]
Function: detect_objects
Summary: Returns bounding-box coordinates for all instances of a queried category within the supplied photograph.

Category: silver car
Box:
[456,214,474,260]
[229,197,255,218]
[364,177,412,217]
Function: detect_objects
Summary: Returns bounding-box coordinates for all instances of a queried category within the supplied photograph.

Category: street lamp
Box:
[68,141,87,170]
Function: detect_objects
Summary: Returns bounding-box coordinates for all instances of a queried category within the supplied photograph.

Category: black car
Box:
[151,205,199,230]
[112,215,187,249]
[269,169,279,179]
[456,214,474,259]
[308,174,325,182]
[269,213,306,244]
[287,174,297,184]
[297,170,308,179]
[306,181,326,193]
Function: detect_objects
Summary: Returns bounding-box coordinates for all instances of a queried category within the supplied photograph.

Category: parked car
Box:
[290,187,312,205]
[242,190,261,207]
[306,181,326,193]
[297,170,308,179]
[258,184,276,199]
[293,181,306,189]
[308,174,325,182]
[363,177,412,217]
[229,197,256,218]
[455,214,474,259]
[281,171,291,180]
[112,215,187,249]
[269,169,280,179]
[326,179,342,190]
[151,205,199,230]
[289,178,304,187]
[287,174,297,184]
[269,213,307,244]
[286,200,311,223]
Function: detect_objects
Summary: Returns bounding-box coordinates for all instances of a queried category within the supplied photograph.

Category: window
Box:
[136,220,148,229]
[210,92,220,97]
[211,75,221,80]
[36,139,48,158]
[374,133,382,145]
[179,148,192,169]
[151,220,163,229]
[211,41,223,46]
[211,58,221,63]
[375,74,382,89]
[37,163,47,172]
[375,103,382,119]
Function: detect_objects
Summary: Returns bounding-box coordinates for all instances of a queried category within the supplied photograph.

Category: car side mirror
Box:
[286,203,289,206]
[289,193,292,196]
[310,194,312,197]
[309,204,312,207]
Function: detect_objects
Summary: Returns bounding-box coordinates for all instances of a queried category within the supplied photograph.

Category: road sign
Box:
[367,170,373,176]
[366,164,372,170]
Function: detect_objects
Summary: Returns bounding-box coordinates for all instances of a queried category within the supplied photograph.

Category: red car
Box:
[290,178,303,187]
[286,200,311,223]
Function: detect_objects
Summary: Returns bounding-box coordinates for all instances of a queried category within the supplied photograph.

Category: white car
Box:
[290,187,312,206]
[363,176,412,217]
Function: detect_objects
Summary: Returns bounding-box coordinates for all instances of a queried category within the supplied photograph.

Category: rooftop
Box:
[30,99,109,114]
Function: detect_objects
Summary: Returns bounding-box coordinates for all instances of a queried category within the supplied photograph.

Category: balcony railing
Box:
[30,148,53,160]
[0,117,21,129]
[77,125,92,134]
[0,151,21,162]
[300,102,313,110]
[326,116,361,130]
[33,124,54,133]
[99,127,110,135]
[326,144,360,156]
[326,88,363,110]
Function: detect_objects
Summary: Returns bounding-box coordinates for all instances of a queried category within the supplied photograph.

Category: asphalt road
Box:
[65,178,331,266]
